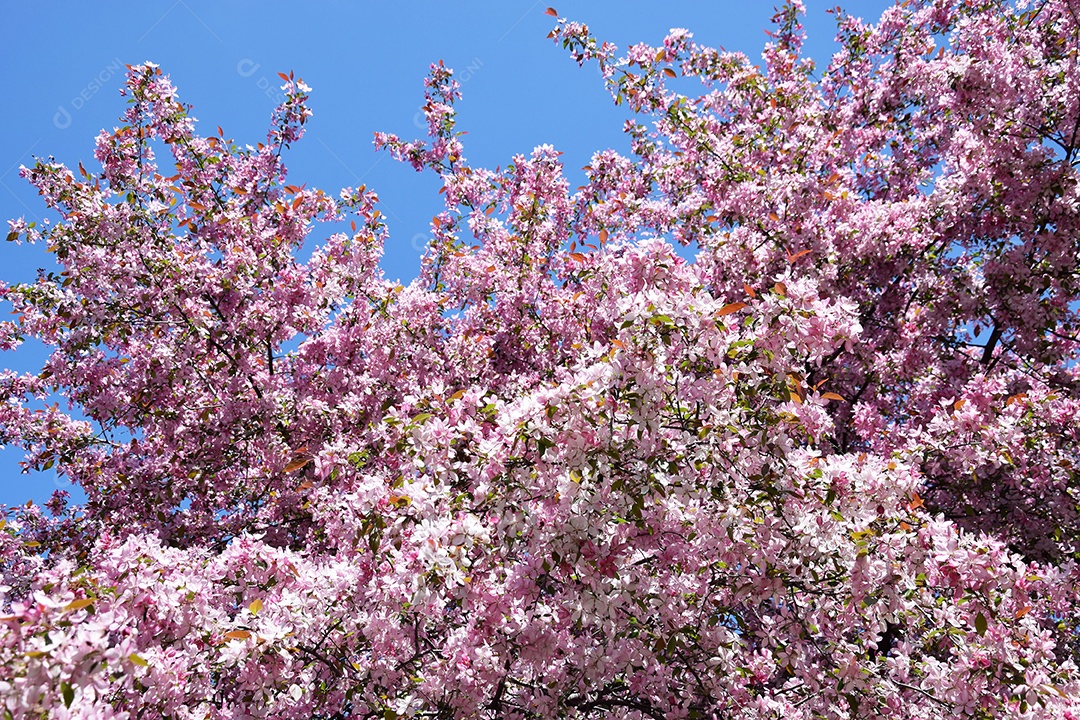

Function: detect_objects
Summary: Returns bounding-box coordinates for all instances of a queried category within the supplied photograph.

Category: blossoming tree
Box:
[2,0,1079,717]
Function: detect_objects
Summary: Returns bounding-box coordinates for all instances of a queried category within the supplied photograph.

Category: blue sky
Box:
[0,1,893,508]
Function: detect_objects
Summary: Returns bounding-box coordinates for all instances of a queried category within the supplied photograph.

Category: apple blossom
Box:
[2,1,1080,717]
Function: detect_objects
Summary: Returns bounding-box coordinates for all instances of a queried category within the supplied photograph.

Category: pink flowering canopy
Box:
[3,1,1080,717]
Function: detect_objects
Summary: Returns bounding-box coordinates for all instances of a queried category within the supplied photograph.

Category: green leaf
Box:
[537,437,555,457]
[61,681,74,708]
[129,653,149,667]
[64,597,95,612]
[975,612,988,636]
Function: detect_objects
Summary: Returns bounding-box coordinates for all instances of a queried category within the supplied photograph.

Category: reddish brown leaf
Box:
[716,302,747,316]
[284,457,310,473]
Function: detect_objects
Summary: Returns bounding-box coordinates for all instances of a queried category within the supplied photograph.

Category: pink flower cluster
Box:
[3,1,1080,716]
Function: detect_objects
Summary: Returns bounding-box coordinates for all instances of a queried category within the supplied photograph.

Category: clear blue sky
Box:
[0,1,893,508]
